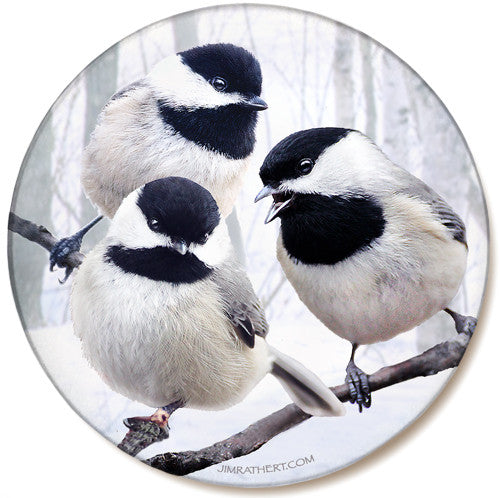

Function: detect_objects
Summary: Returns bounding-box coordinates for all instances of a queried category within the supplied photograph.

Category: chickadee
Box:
[255,128,476,411]
[71,177,344,429]
[51,43,267,278]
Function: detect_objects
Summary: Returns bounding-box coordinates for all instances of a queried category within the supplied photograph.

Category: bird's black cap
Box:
[179,43,262,97]
[137,177,220,245]
[260,127,353,186]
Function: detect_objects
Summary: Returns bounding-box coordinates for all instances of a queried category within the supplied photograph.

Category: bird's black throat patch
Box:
[279,193,386,265]
[105,245,213,284]
[158,101,257,160]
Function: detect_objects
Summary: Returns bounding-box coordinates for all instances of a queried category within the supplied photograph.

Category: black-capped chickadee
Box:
[71,177,344,429]
[255,128,476,411]
[51,43,267,277]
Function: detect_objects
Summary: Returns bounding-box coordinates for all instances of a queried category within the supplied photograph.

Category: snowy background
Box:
[8,4,488,487]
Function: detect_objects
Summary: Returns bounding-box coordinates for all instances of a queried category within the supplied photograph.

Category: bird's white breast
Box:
[277,194,468,345]
[81,86,250,218]
[71,243,271,409]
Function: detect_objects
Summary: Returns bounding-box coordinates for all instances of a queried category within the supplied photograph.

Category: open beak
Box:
[254,185,295,224]
[243,95,268,111]
[264,196,295,224]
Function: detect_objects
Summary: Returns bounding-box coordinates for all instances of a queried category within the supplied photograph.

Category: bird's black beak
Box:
[243,95,268,111]
[254,186,295,224]
[171,238,188,255]
[254,185,275,202]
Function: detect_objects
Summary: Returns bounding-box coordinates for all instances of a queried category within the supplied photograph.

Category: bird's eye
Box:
[148,218,160,232]
[210,77,228,92]
[298,158,314,175]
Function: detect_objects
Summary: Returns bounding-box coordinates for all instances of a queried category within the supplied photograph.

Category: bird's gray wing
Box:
[428,194,467,245]
[210,257,268,349]
[397,174,467,246]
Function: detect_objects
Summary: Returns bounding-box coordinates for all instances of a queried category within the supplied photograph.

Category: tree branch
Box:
[144,332,472,475]
[8,211,474,477]
[8,212,84,270]
[118,417,169,457]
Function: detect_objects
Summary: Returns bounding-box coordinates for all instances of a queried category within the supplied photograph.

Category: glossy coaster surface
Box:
[9,4,487,487]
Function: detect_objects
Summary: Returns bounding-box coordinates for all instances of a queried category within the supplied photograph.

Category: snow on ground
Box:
[28,311,454,487]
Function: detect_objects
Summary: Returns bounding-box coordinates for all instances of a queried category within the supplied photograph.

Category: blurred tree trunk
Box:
[360,36,377,141]
[10,113,54,328]
[333,32,355,126]
[79,45,119,251]
[172,11,199,51]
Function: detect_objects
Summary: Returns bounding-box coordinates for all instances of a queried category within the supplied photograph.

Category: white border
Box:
[1,2,496,496]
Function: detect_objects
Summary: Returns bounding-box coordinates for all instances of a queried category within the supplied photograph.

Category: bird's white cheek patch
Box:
[8,4,488,490]
[148,55,243,109]
[191,224,232,267]
[107,190,168,249]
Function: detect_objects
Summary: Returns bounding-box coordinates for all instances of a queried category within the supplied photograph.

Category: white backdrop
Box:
[1,0,496,496]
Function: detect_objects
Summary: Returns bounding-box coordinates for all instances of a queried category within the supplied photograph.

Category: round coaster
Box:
[8,4,488,487]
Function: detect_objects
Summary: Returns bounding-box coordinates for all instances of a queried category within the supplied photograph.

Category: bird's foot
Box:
[150,407,172,429]
[345,361,371,412]
[49,234,83,283]
[458,316,477,336]
[125,407,172,431]
[49,215,103,283]
[445,309,477,337]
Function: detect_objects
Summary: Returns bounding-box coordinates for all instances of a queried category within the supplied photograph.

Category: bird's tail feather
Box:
[268,345,345,417]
